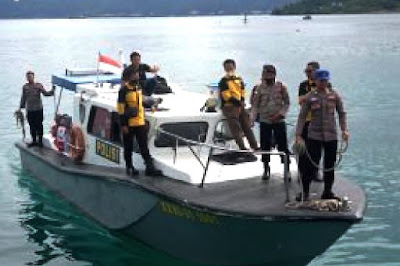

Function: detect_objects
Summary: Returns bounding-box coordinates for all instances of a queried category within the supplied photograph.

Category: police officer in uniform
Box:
[298,61,323,182]
[18,71,55,147]
[218,59,259,152]
[117,70,162,177]
[251,65,290,180]
[295,69,349,200]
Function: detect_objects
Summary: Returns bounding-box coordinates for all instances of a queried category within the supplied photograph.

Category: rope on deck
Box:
[285,197,351,212]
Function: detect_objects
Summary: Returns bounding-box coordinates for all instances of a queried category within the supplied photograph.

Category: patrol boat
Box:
[16,70,366,266]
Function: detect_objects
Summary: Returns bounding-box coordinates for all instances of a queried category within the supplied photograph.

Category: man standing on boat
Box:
[218,59,259,152]
[122,51,159,95]
[18,71,55,147]
[117,70,163,177]
[295,69,349,200]
[298,61,323,182]
[250,64,290,180]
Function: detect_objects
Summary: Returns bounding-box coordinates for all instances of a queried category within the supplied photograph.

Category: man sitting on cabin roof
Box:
[117,69,163,177]
[121,51,159,96]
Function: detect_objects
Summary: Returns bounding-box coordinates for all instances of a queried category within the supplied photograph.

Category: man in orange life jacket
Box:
[117,70,162,177]
[218,59,259,152]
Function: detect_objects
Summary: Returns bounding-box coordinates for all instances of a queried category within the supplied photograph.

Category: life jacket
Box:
[69,125,85,162]
[117,84,145,127]
[56,126,68,152]
[219,75,245,107]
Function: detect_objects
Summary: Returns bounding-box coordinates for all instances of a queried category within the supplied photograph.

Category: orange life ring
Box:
[69,125,85,162]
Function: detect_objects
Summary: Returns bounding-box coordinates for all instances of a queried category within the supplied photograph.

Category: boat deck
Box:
[19,143,366,221]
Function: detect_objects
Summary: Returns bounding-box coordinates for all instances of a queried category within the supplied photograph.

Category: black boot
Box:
[37,135,43,148]
[262,163,270,180]
[296,192,309,202]
[126,166,139,177]
[27,142,37,148]
[321,191,340,200]
[145,162,163,177]
[131,167,139,177]
[28,134,37,148]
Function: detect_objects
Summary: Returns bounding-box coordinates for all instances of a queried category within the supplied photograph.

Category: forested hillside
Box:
[0,0,296,18]
[272,0,400,14]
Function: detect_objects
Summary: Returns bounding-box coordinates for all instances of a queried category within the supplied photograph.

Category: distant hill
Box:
[0,0,297,19]
[272,0,400,15]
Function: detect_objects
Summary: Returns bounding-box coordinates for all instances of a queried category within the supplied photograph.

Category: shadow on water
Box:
[13,166,201,266]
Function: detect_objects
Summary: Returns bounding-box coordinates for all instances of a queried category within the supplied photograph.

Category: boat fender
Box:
[69,125,85,162]
[56,126,68,152]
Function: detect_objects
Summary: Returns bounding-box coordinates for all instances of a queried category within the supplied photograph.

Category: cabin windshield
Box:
[154,122,208,147]
[213,119,234,145]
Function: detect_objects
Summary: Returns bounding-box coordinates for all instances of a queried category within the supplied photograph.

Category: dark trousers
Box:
[222,105,258,150]
[260,121,290,165]
[298,121,310,177]
[302,138,338,196]
[27,109,44,143]
[123,125,152,169]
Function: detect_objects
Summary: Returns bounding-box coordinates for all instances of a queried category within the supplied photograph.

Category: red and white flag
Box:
[98,53,122,74]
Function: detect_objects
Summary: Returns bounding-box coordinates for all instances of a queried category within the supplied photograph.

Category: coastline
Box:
[1,11,400,20]
[0,11,270,20]
[0,13,267,20]
[272,11,400,16]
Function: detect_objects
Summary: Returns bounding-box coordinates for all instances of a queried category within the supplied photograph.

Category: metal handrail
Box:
[156,128,291,202]
[156,127,286,156]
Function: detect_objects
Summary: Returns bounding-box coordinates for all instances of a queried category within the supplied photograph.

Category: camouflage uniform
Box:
[252,81,290,164]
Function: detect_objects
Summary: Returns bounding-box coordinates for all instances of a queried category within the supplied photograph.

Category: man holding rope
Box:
[298,61,324,182]
[295,69,349,201]
[18,71,55,147]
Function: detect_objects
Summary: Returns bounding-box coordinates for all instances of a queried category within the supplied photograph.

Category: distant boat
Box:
[303,14,312,20]
[68,15,87,19]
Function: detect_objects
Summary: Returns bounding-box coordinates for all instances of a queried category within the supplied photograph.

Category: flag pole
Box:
[96,51,100,87]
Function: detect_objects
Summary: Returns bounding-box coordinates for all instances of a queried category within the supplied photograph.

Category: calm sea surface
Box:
[1,14,400,265]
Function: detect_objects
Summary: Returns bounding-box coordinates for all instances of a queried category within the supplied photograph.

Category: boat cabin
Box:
[46,71,296,185]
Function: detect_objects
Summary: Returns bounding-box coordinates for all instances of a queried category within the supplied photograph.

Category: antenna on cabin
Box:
[118,49,125,68]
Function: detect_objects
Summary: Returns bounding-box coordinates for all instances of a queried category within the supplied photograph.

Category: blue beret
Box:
[315,69,330,80]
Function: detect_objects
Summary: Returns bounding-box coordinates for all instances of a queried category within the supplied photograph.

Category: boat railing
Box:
[156,128,292,202]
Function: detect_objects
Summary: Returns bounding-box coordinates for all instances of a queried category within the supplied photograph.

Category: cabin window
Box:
[213,119,234,144]
[87,106,121,144]
[155,122,208,148]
